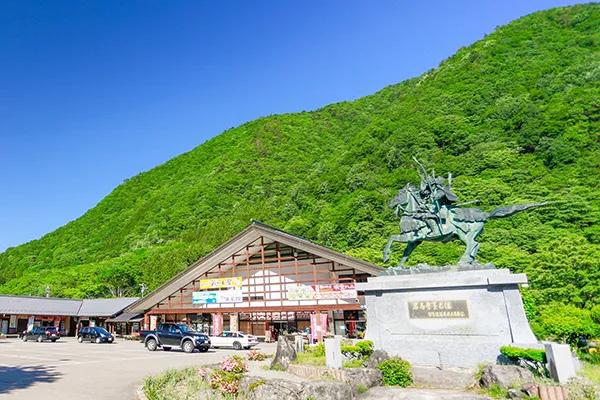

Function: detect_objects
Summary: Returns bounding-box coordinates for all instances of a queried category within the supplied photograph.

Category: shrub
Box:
[343,359,363,368]
[377,357,413,387]
[500,346,548,377]
[591,305,600,325]
[532,304,600,345]
[220,355,248,373]
[210,370,242,394]
[308,343,325,357]
[500,346,546,363]
[356,384,368,393]
[341,340,374,360]
[247,349,266,361]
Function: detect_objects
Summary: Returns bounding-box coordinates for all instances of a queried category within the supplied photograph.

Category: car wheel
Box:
[233,341,242,351]
[95,337,102,344]
[146,338,158,352]
[199,347,209,353]
[78,336,84,343]
[51,339,56,342]
[37,335,43,343]
[163,346,171,351]
[182,340,195,353]
[22,336,28,342]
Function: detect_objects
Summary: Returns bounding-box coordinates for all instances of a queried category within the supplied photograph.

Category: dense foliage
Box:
[0,5,599,339]
[377,357,413,387]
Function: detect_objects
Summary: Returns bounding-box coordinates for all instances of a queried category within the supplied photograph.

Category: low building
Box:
[125,221,384,341]
[0,295,138,336]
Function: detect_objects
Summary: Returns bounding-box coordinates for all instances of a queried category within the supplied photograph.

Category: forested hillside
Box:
[1,4,599,337]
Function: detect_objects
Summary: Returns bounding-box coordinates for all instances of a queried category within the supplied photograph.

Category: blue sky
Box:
[0,0,589,251]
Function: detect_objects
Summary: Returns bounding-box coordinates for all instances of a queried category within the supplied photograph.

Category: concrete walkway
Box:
[358,387,492,399]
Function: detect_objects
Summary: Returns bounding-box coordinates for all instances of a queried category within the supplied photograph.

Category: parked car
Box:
[77,327,115,344]
[210,331,259,350]
[140,323,211,353]
[22,326,60,342]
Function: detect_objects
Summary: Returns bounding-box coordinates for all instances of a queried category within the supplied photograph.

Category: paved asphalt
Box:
[0,337,276,400]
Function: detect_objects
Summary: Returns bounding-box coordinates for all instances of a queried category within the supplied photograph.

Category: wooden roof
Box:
[126,220,384,313]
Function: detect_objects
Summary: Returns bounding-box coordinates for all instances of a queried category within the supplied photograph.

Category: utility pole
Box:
[139,283,148,298]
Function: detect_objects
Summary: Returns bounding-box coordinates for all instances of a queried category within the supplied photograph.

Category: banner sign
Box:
[192,289,243,304]
[9,315,16,329]
[212,313,223,336]
[288,284,357,300]
[199,277,242,290]
[27,316,34,332]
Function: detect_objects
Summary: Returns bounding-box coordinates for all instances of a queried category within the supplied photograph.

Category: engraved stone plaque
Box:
[408,300,470,319]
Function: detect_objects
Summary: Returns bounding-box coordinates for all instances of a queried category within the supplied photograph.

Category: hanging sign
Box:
[192,289,243,304]
[9,315,16,329]
[288,284,357,300]
[199,277,242,290]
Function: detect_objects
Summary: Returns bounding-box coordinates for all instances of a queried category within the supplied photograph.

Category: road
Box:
[0,337,276,400]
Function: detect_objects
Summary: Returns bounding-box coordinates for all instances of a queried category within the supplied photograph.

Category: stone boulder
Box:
[343,368,383,390]
[364,349,390,369]
[270,336,297,370]
[480,365,534,390]
[246,378,303,400]
[302,380,355,400]
[411,366,476,390]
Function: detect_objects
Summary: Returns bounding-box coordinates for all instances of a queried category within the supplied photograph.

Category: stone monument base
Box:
[356,267,538,368]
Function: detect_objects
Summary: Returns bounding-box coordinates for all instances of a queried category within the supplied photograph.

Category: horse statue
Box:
[383,161,546,267]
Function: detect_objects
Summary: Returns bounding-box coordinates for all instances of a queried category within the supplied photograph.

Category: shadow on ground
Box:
[0,365,62,394]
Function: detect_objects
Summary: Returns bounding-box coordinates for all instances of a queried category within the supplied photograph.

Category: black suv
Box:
[22,326,60,342]
[78,327,115,343]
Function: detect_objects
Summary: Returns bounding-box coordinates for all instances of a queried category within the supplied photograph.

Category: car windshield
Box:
[177,324,195,333]
[95,328,110,335]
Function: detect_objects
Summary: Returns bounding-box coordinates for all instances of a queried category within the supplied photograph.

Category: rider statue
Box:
[383,158,546,268]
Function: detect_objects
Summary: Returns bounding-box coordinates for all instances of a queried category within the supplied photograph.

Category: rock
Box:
[357,387,492,399]
[522,383,539,398]
[411,366,476,390]
[343,368,383,390]
[238,376,266,397]
[302,379,355,400]
[364,349,390,369]
[507,388,526,399]
[270,336,297,370]
[246,378,302,400]
[480,365,534,390]
[196,388,225,399]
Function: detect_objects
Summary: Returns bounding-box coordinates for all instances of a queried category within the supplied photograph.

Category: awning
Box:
[106,312,144,323]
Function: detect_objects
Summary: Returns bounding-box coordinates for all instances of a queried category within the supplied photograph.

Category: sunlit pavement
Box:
[0,337,277,400]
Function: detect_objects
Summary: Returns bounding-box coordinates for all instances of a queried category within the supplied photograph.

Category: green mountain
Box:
[1,5,599,326]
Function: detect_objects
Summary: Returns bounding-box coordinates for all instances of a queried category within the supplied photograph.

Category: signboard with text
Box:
[192,289,243,304]
[199,277,242,290]
[288,284,357,301]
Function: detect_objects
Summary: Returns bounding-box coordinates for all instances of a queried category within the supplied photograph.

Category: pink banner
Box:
[310,313,318,340]
[212,313,223,336]
[320,313,328,335]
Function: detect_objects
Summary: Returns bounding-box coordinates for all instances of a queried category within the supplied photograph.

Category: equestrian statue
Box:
[383,158,546,267]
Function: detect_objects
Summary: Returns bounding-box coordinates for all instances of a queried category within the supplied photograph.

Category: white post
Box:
[325,337,342,369]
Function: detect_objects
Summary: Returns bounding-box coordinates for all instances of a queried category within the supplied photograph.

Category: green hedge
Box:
[377,357,413,387]
[500,346,546,363]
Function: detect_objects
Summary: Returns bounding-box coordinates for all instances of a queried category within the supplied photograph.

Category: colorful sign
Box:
[192,289,243,304]
[310,313,329,340]
[212,313,223,336]
[199,277,242,290]
[288,284,357,300]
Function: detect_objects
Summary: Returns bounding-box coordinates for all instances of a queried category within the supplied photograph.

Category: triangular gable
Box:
[127,221,383,313]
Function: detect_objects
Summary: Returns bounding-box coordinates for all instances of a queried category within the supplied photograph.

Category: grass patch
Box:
[143,366,209,400]
[271,362,286,371]
[582,362,600,386]
[260,365,270,371]
[293,352,326,367]
[343,359,364,368]
[486,384,509,399]
[356,384,368,393]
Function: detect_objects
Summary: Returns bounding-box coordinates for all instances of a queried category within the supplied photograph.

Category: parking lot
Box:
[0,337,275,400]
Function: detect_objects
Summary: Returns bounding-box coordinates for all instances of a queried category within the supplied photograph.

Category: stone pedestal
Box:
[356,268,538,368]
[545,343,576,384]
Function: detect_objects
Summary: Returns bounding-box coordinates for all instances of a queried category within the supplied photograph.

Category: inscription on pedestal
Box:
[408,300,470,319]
